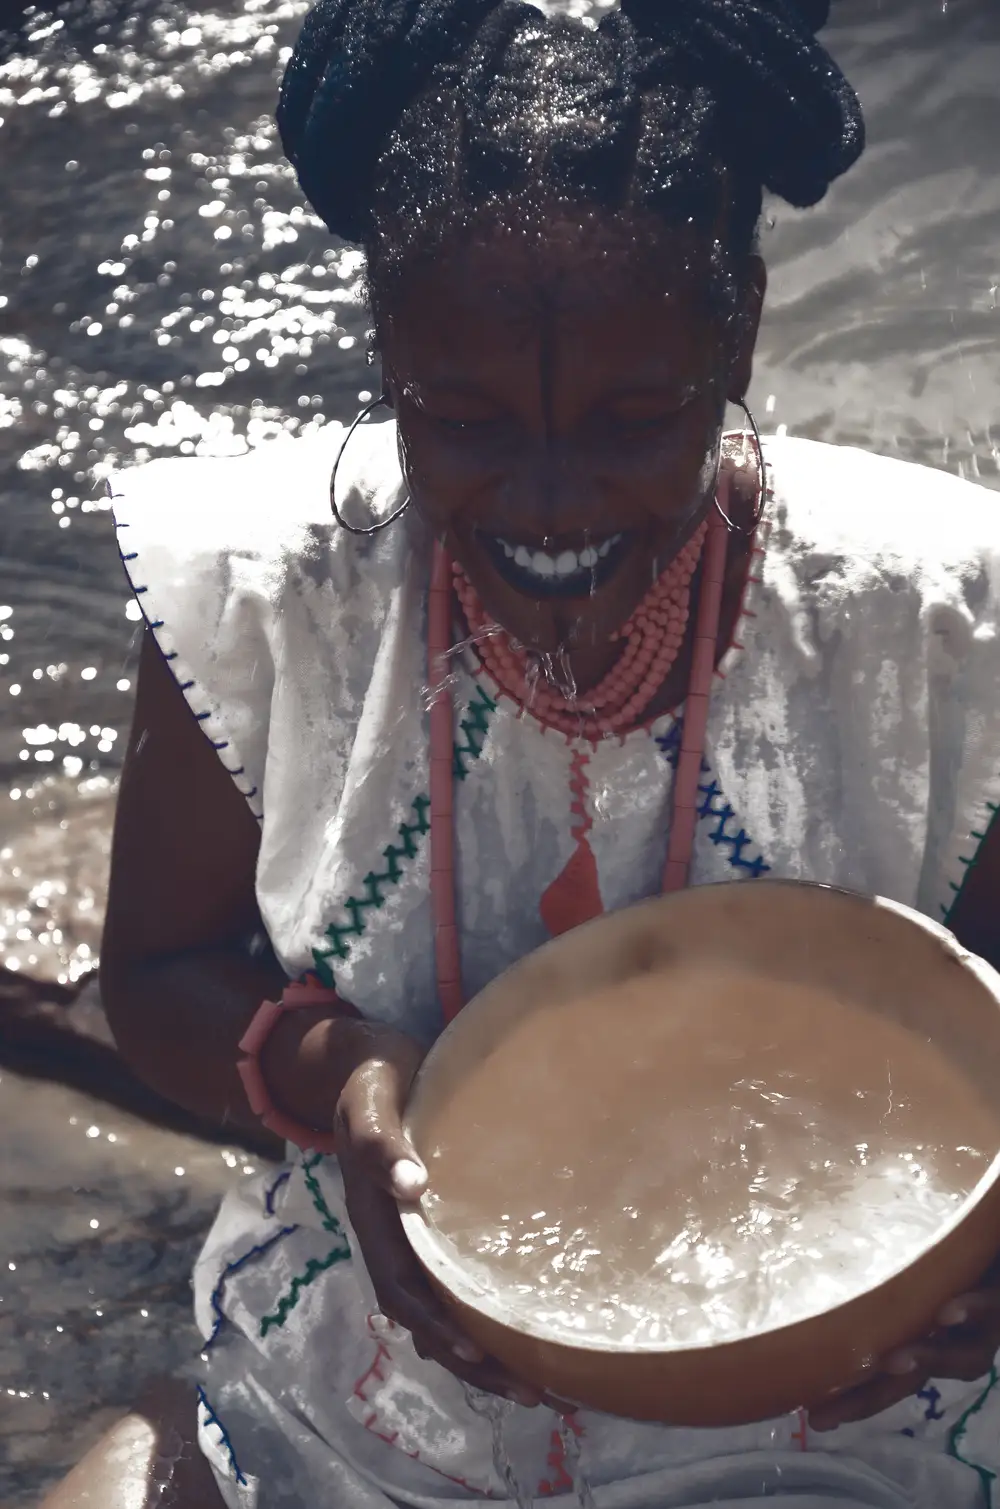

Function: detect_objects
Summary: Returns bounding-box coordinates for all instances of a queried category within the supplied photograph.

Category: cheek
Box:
[395,429,456,531]
[398,426,520,541]
[637,415,723,527]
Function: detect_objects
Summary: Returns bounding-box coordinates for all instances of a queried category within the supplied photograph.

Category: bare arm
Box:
[101,629,388,1141]
[102,629,536,1401]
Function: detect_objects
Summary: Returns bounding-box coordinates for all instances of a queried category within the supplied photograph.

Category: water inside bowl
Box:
[416,963,1000,1350]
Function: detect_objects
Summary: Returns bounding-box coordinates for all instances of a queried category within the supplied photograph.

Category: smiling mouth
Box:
[476,530,630,599]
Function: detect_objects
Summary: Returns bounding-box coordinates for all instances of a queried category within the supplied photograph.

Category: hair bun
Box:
[278,0,506,242]
[616,0,861,207]
[620,0,831,37]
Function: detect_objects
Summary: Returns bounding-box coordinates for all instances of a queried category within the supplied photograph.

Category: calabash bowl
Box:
[400,882,1000,1427]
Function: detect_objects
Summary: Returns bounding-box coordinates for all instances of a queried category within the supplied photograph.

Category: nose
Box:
[493,435,605,537]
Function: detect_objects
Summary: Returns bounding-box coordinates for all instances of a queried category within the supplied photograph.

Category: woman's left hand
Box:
[810,1260,1000,1432]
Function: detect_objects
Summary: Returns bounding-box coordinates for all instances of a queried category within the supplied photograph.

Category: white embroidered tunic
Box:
[108,424,1000,1509]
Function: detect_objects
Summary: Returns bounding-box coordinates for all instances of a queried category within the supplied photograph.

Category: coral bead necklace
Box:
[454,519,708,741]
[428,487,734,1024]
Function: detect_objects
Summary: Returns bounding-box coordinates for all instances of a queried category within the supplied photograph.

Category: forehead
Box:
[380,217,726,379]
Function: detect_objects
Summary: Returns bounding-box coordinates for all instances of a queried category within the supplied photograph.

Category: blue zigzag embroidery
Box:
[900,1386,948,1439]
[654,725,770,879]
[197,1385,248,1486]
[202,1169,299,1352]
[918,1385,946,1422]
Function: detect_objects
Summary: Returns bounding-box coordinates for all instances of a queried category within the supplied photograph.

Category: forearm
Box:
[101,945,375,1139]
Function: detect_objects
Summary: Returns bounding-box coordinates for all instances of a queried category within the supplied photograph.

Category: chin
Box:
[460,541,651,657]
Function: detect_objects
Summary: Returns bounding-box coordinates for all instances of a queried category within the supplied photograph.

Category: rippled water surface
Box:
[1,0,999,1499]
[1,0,999,966]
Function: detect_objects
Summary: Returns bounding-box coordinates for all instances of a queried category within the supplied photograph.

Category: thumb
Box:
[336,1036,428,1200]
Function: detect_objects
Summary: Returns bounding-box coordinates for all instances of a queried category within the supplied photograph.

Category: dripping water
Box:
[557,1415,596,1509]
[462,1388,535,1509]
[536,645,577,705]
[420,621,504,711]
[586,528,599,604]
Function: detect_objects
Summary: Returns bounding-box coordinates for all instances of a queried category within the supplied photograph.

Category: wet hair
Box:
[277,0,864,312]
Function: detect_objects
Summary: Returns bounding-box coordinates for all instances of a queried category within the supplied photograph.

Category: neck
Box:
[453,452,761,733]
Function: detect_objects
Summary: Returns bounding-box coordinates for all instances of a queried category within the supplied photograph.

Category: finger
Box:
[343,1158,485,1365]
[378,1259,540,1401]
[393,1280,542,1403]
[347,1173,542,1404]
[937,1289,1000,1329]
[934,1253,1000,1329]
[900,1339,999,1385]
[383,1274,489,1367]
[337,1042,427,1198]
[384,1268,543,1398]
[884,1314,1000,1375]
[542,1393,583,1416]
[809,1362,931,1433]
[340,1102,543,1406]
[409,1327,542,1406]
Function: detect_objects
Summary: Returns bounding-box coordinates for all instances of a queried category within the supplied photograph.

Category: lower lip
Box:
[477,533,631,600]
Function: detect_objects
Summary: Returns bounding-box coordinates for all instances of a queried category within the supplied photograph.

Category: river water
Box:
[1,0,1000,977]
[0,0,999,1500]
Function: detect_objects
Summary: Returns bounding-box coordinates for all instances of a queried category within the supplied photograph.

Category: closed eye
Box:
[406,387,505,433]
[603,403,694,437]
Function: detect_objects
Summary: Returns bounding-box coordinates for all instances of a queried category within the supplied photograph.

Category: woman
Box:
[43,0,1000,1505]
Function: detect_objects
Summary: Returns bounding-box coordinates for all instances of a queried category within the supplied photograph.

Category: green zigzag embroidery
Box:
[453,684,496,781]
[259,1155,350,1338]
[946,1365,998,1503]
[311,687,496,986]
[303,1152,342,1233]
[259,1245,349,1337]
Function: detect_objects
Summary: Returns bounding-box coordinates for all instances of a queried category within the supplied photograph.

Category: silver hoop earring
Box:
[330,394,411,537]
[713,397,767,536]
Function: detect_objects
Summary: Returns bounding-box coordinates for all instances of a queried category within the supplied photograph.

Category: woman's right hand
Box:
[334,1021,543,1406]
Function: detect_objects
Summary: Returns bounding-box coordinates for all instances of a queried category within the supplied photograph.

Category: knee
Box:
[39,1379,225,1509]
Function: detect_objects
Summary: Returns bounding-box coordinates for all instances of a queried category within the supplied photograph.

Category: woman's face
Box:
[379,219,765,659]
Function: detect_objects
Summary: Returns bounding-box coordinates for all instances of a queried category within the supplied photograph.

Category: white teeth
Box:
[494,533,623,580]
[531,551,556,578]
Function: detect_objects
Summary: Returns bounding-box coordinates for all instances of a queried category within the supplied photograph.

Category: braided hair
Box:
[277,0,863,314]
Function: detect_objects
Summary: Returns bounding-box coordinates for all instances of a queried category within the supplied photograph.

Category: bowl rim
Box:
[400,881,1000,1358]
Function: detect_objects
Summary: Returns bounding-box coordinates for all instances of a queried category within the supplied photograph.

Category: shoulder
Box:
[107,418,404,577]
[763,435,1000,597]
[107,417,415,720]
[104,419,415,825]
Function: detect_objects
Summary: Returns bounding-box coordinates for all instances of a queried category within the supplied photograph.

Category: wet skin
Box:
[380,219,765,700]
